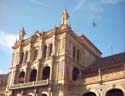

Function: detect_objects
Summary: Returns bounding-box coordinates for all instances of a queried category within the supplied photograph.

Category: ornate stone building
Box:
[0,74,8,96]
[6,10,125,96]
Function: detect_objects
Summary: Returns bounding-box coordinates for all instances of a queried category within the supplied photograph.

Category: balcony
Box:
[10,79,48,90]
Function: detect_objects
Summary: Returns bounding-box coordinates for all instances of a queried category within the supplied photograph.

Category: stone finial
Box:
[61,9,70,25]
[19,27,26,40]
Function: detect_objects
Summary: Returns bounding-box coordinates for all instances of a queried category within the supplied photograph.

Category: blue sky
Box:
[0,0,124,74]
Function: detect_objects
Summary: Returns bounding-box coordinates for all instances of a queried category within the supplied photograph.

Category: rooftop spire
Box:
[19,27,26,40]
[61,9,70,25]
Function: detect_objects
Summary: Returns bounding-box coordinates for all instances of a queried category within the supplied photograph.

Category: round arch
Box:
[103,86,125,96]
[83,92,97,96]
[106,88,124,96]
[18,71,25,83]
[27,92,34,96]
[29,69,37,82]
[42,66,50,80]
[42,94,47,96]
[42,91,49,96]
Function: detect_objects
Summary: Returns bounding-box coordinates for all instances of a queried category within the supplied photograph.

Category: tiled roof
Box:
[92,52,125,67]
[82,52,125,77]
[0,74,8,87]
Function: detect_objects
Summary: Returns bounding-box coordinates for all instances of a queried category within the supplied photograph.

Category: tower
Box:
[61,9,69,25]
[19,27,26,40]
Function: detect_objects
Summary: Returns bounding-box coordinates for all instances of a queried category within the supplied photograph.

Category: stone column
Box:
[11,53,15,67]
[24,63,30,82]
[37,33,45,81]
[49,87,52,96]
[13,68,19,84]
[34,89,38,96]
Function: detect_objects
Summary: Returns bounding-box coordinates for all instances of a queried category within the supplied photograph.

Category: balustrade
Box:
[10,79,48,89]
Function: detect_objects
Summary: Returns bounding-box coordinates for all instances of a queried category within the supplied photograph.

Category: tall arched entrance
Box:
[106,89,124,96]
[83,92,96,96]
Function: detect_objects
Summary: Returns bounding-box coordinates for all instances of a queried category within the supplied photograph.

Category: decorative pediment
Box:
[34,31,41,37]
[32,31,41,43]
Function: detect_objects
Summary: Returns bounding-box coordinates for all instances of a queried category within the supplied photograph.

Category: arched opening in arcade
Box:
[42,66,50,80]
[30,69,37,82]
[106,88,124,96]
[72,67,80,80]
[18,71,25,83]
[83,92,96,96]
[42,94,47,96]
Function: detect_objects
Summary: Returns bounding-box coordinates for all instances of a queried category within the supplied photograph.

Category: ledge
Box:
[10,79,48,90]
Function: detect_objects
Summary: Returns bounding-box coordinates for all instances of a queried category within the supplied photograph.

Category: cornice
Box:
[65,29,101,59]
[78,35,102,55]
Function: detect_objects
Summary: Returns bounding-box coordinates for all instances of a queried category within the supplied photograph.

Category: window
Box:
[77,50,80,62]
[72,67,79,80]
[30,69,37,82]
[73,46,75,58]
[33,49,38,60]
[24,51,28,63]
[42,66,50,80]
[18,71,25,83]
[20,52,24,64]
[49,43,53,56]
[43,45,47,58]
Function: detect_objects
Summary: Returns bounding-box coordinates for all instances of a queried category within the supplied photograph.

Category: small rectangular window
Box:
[33,49,38,60]
[43,45,47,58]
[24,51,28,63]
[20,52,24,64]
[73,46,75,58]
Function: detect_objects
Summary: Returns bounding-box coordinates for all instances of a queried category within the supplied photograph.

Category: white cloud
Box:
[101,0,123,5]
[73,0,87,12]
[30,0,50,8]
[0,31,17,48]
[72,0,123,13]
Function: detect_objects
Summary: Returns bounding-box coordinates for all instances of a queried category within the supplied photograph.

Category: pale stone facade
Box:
[0,74,8,96]
[6,10,125,96]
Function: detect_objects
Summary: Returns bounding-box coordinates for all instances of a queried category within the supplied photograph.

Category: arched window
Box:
[20,52,24,64]
[106,89,123,96]
[33,49,38,60]
[83,92,96,96]
[18,71,25,83]
[73,46,75,58]
[72,67,79,80]
[42,66,50,80]
[30,69,37,82]
[77,50,80,61]
[43,45,47,58]
[49,43,53,56]
[24,51,28,63]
